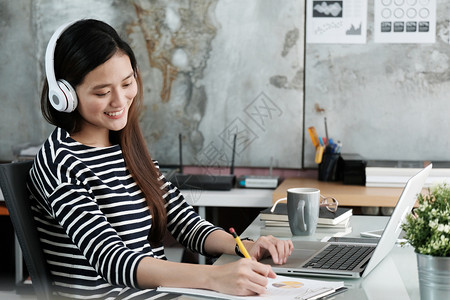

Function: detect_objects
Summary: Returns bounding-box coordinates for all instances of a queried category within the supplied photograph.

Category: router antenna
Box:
[178,133,183,174]
[269,156,273,176]
[230,134,237,175]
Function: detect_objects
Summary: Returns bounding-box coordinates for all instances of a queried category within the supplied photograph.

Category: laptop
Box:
[260,164,432,278]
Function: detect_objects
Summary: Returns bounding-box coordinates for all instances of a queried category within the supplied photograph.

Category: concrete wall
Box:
[0,0,304,169]
[0,0,448,169]
[303,0,450,167]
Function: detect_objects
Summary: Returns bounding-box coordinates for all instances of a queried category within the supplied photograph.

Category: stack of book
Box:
[365,161,450,187]
[259,203,353,237]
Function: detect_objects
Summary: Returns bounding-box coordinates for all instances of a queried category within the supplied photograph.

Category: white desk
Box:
[182,188,274,220]
[214,215,420,300]
[181,188,273,264]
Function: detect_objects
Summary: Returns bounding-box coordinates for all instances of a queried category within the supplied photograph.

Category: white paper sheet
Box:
[306,0,368,44]
[374,0,436,43]
[157,274,344,300]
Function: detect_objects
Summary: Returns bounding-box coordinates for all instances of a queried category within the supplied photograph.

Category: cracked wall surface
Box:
[0,0,304,168]
[1,0,448,169]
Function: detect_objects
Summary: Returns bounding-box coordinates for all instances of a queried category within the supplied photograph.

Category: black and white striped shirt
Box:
[27,127,220,299]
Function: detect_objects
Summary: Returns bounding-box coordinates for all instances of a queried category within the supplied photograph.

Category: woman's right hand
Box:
[208,258,276,296]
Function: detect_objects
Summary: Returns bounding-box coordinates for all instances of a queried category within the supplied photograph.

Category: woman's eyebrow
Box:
[122,72,135,81]
[91,72,135,90]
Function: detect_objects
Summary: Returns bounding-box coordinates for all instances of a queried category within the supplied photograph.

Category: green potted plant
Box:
[401,182,450,300]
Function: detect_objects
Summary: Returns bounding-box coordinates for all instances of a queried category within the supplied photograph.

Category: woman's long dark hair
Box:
[41,19,167,243]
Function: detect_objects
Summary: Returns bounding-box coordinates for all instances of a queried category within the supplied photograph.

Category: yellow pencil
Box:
[315,145,325,164]
[229,227,251,259]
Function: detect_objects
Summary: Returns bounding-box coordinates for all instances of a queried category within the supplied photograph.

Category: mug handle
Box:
[297,200,307,231]
[270,197,287,213]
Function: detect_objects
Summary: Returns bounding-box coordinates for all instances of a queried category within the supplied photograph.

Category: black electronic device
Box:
[168,134,236,191]
[170,173,235,191]
[337,153,367,185]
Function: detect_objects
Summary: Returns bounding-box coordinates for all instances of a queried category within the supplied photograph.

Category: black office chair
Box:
[0,161,54,300]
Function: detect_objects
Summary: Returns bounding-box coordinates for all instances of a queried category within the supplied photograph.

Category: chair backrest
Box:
[0,161,53,300]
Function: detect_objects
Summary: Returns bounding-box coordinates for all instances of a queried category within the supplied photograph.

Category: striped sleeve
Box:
[46,181,146,288]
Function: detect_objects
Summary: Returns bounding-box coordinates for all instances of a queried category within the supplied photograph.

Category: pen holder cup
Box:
[318,153,340,182]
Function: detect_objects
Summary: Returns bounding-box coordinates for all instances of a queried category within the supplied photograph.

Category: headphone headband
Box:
[45,21,78,113]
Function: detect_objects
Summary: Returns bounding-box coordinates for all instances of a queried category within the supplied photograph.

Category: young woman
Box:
[27,19,293,299]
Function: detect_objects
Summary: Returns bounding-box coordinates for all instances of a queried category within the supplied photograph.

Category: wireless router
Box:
[168,134,236,191]
[171,173,235,191]
[237,175,279,189]
[237,157,279,189]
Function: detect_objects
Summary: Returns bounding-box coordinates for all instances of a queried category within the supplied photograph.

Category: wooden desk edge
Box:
[274,177,416,207]
[0,203,9,216]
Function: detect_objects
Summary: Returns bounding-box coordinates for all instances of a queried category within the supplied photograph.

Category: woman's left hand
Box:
[248,235,294,265]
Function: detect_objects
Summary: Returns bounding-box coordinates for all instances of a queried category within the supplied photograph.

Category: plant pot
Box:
[416,252,450,300]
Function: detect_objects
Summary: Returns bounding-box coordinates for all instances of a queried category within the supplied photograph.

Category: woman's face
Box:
[74,52,137,144]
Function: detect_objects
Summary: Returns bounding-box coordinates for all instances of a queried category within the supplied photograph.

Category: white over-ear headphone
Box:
[45,21,78,113]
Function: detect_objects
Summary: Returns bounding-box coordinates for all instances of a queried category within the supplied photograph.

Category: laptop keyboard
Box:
[304,244,375,271]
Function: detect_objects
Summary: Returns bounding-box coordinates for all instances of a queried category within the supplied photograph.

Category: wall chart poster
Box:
[306,0,368,44]
[374,0,436,43]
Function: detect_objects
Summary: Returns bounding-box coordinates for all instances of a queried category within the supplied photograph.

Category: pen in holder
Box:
[318,153,340,182]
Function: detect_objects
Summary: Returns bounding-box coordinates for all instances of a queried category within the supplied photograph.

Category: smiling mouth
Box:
[105,109,124,117]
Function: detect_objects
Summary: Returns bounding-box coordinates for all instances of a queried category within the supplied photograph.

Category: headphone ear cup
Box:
[45,21,78,113]
[48,83,67,112]
[55,79,78,113]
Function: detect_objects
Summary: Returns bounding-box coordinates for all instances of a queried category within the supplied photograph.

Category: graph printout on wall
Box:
[374,0,436,43]
[306,0,368,44]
